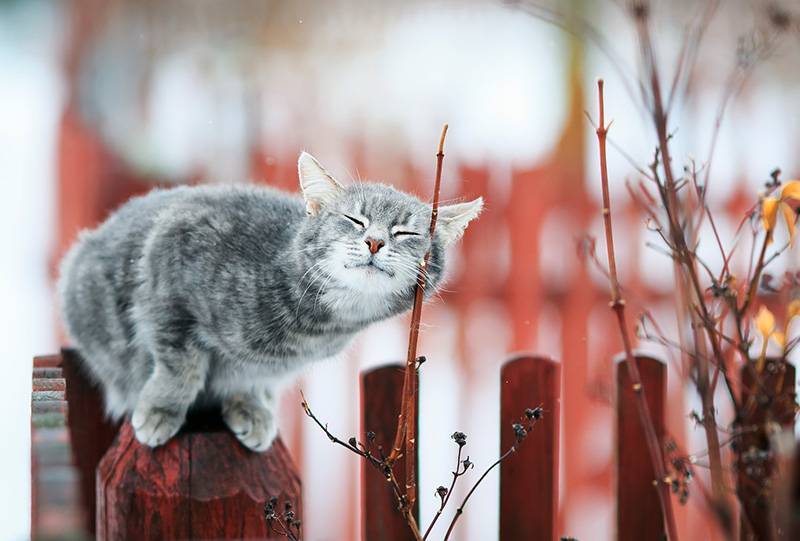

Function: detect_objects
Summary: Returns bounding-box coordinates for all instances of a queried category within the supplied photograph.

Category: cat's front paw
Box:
[222,398,277,452]
[131,403,185,447]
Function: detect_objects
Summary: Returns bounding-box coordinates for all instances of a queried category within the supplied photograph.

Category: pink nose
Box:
[365,238,385,254]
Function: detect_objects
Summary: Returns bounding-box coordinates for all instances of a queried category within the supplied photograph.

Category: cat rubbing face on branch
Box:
[58,151,482,451]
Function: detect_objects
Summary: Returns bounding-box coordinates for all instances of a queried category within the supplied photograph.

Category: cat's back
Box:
[58,184,304,349]
[63,183,303,266]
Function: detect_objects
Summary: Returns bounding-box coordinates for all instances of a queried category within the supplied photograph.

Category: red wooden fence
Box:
[32,351,800,540]
[616,355,666,541]
[357,355,656,540]
[361,365,419,541]
[499,355,560,540]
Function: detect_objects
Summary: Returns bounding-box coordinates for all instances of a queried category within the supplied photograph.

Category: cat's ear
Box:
[436,197,483,245]
[298,152,344,216]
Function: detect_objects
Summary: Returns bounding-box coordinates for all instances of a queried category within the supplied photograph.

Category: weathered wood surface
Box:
[616,355,667,541]
[499,355,561,541]
[96,415,301,540]
[360,364,419,541]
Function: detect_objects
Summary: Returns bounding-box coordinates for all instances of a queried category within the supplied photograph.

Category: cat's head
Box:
[294,152,482,313]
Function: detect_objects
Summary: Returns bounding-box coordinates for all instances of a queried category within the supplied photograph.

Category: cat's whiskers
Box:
[294,261,332,319]
[296,259,326,285]
[312,272,337,312]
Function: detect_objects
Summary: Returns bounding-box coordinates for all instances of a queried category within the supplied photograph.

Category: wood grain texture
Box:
[616,355,666,541]
[499,355,561,541]
[96,415,301,540]
[738,359,795,541]
[361,364,419,541]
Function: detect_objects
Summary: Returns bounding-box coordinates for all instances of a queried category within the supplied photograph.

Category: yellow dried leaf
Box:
[762,197,779,233]
[781,180,800,201]
[782,201,797,244]
[755,305,776,337]
[788,299,800,319]
[772,331,786,347]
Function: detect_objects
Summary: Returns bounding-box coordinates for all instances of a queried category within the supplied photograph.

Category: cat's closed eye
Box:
[393,230,420,238]
[343,214,366,228]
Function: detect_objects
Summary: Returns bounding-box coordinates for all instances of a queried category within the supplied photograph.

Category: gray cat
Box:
[58,152,482,451]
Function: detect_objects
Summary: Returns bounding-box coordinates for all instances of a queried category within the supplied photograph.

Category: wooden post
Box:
[360,364,419,541]
[32,351,302,540]
[737,359,795,541]
[96,416,301,540]
[616,355,667,541]
[499,355,561,541]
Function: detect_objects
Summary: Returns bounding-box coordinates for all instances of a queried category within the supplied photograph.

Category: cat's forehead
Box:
[341,184,427,224]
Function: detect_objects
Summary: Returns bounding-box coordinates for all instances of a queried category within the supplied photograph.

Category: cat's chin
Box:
[335,263,402,295]
[345,261,393,275]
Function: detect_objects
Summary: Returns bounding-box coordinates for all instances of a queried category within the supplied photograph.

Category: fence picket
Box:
[616,355,667,541]
[499,355,561,541]
[360,364,419,541]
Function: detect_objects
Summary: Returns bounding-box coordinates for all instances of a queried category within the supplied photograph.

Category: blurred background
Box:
[3,0,799,539]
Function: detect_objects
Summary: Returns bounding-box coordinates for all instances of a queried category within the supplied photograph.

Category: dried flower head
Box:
[525,406,543,421]
[451,431,467,447]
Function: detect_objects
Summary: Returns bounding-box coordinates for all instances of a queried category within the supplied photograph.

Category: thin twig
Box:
[301,392,423,540]
[442,411,540,541]
[442,447,515,541]
[593,78,680,541]
[422,445,468,540]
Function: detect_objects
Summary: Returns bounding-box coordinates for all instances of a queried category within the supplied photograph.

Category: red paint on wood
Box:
[738,359,795,541]
[616,355,667,541]
[96,417,301,540]
[34,354,64,368]
[499,355,561,541]
[360,364,419,541]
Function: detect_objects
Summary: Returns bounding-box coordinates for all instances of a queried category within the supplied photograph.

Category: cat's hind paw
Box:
[131,404,185,447]
[222,398,277,452]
